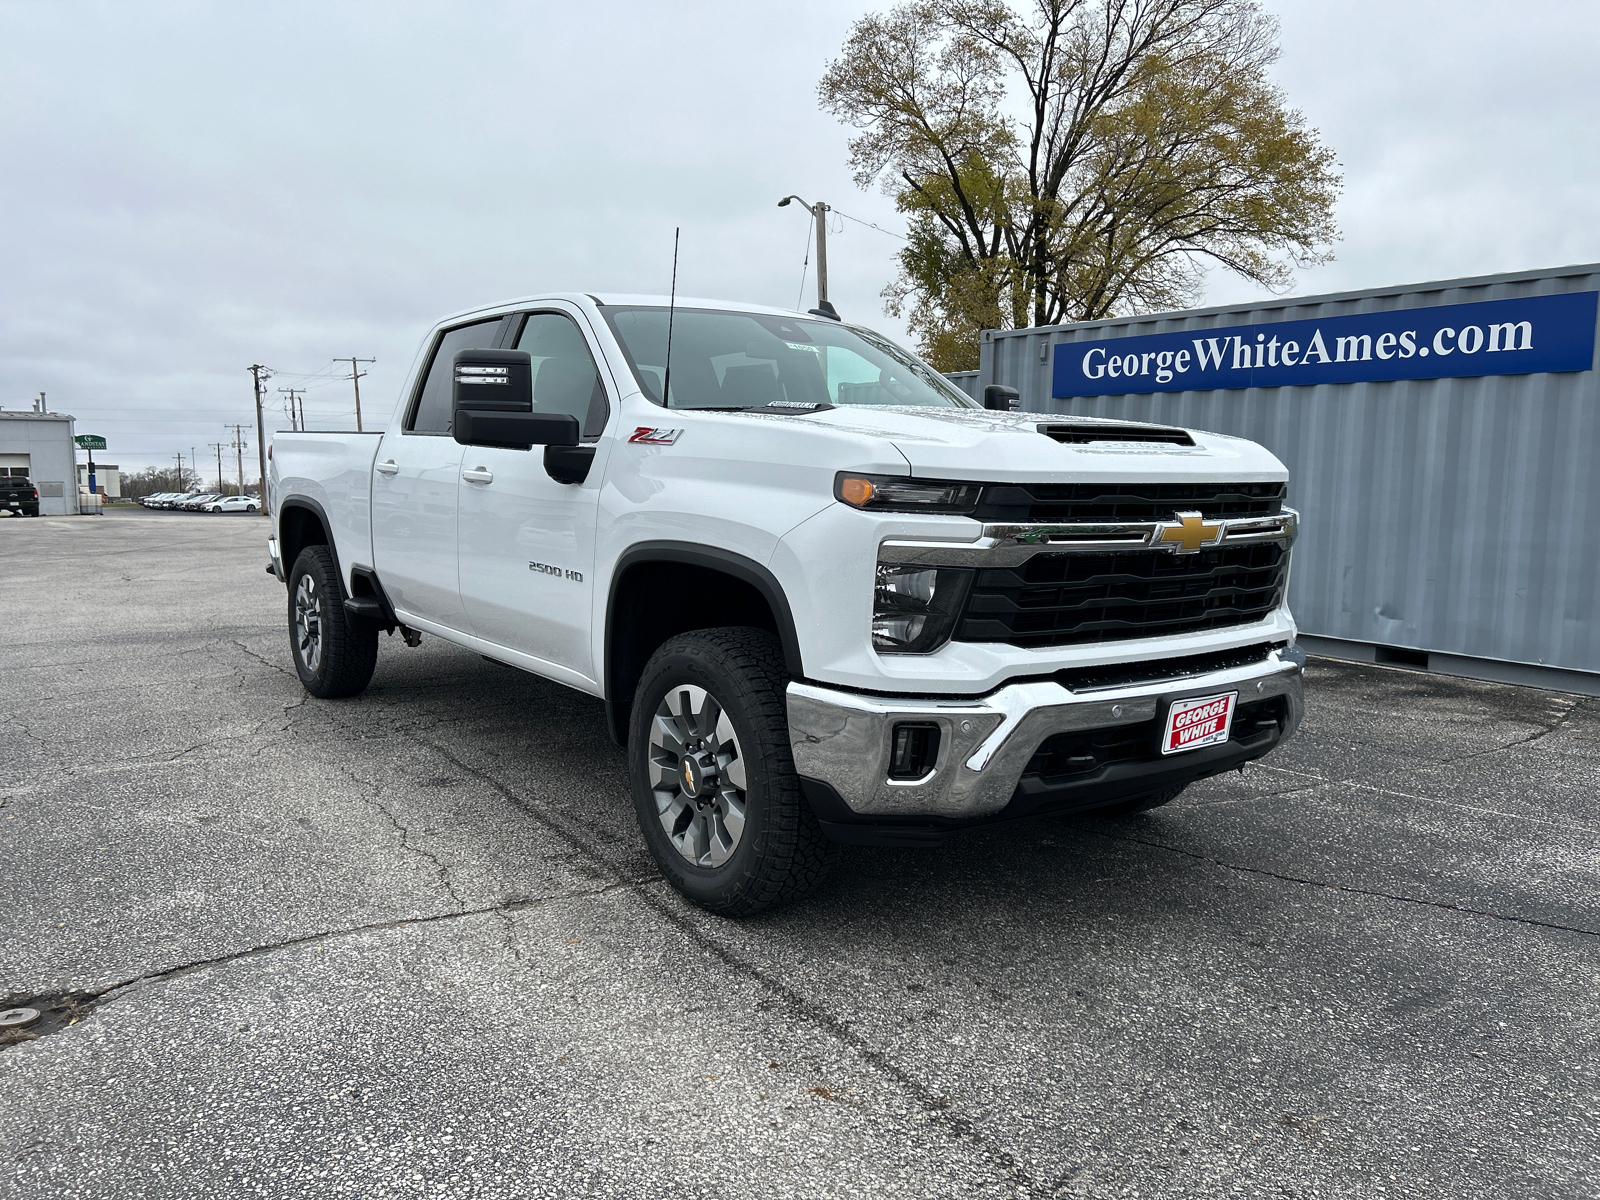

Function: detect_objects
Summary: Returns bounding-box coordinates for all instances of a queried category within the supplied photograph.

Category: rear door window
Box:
[407,318,507,434]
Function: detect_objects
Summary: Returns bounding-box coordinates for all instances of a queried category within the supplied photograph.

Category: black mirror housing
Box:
[456,410,579,449]
[983,384,1021,411]
[451,349,579,448]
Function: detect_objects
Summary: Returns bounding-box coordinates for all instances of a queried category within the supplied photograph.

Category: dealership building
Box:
[960,263,1600,695]
[0,408,78,516]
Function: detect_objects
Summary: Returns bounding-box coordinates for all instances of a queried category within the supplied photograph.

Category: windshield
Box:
[601,307,976,410]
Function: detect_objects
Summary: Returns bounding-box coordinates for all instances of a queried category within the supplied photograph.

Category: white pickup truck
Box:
[269,294,1304,915]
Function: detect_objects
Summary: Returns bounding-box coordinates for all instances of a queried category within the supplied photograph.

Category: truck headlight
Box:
[836,473,981,514]
[872,564,972,654]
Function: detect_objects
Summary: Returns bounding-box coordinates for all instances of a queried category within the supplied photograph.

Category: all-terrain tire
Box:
[628,628,838,917]
[287,545,379,699]
[1085,784,1187,818]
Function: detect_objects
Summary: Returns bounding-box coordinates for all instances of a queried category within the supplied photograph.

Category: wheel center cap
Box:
[680,753,714,800]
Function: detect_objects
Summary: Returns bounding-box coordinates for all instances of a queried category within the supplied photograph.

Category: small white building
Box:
[0,409,77,516]
[75,462,121,498]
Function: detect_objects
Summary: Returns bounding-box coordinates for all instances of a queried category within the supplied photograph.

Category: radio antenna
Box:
[661,227,680,407]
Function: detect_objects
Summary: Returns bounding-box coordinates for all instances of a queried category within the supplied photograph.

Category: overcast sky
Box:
[3,0,1598,477]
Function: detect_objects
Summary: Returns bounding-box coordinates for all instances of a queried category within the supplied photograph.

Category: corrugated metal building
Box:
[944,369,980,400]
[971,263,1600,695]
[0,409,78,516]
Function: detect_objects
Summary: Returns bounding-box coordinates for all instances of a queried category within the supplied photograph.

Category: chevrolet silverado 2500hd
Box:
[269,294,1304,915]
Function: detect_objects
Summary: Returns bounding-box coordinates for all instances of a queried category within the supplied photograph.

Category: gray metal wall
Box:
[943,370,980,399]
[977,263,1600,680]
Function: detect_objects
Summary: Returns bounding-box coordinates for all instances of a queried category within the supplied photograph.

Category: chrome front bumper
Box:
[788,645,1305,821]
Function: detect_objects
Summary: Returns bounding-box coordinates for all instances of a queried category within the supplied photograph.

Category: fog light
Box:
[888,722,940,780]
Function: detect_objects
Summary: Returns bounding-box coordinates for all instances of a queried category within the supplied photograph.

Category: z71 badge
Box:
[629,427,682,445]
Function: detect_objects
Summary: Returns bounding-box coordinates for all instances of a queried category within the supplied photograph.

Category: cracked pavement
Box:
[2,509,1597,1199]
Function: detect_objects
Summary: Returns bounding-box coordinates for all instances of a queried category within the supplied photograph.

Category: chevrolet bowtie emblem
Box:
[1155,511,1223,553]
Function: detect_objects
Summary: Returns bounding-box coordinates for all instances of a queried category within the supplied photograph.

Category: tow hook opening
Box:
[888,722,941,782]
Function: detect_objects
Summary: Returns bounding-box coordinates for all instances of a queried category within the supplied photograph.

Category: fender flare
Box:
[603,541,805,740]
[276,496,339,581]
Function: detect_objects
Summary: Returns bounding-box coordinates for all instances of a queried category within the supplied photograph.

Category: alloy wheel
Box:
[294,574,323,673]
[647,683,748,867]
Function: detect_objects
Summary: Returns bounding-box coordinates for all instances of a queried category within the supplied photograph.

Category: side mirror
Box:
[451,349,579,448]
[983,384,1020,412]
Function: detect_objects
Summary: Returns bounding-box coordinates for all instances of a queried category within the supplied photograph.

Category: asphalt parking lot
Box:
[2,511,1596,1200]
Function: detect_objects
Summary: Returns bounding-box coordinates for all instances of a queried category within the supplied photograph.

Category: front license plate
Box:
[1161,691,1238,755]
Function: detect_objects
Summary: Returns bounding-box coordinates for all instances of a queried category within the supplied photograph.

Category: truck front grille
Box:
[956,543,1288,648]
[973,481,1285,524]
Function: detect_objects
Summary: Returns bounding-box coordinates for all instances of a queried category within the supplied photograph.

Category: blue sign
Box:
[1053,291,1598,398]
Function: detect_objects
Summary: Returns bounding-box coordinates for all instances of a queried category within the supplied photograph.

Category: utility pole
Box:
[249,364,271,511]
[777,195,837,318]
[278,387,306,431]
[337,357,375,432]
[175,452,185,491]
[210,442,227,493]
[229,425,248,497]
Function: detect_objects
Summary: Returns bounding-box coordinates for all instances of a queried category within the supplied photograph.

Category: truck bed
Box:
[271,432,383,586]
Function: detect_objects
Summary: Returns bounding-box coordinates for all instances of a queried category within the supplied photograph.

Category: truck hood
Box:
[803,405,1287,483]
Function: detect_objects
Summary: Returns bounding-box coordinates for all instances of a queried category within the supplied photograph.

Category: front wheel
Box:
[286,545,378,698]
[628,628,837,917]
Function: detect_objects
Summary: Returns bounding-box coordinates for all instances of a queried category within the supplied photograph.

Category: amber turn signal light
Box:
[838,476,876,507]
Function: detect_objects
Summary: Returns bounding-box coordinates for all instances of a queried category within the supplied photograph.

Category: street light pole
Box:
[778,195,838,319]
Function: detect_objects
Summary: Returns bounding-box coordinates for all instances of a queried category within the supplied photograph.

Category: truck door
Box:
[457,307,612,686]
[371,316,507,630]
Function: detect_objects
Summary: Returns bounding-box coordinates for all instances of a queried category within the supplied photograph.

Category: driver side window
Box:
[516,313,610,439]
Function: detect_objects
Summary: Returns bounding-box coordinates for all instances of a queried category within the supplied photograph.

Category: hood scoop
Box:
[1037,422,1195,448]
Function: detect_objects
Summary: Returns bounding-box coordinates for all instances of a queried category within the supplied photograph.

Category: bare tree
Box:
[820,0,1341,369]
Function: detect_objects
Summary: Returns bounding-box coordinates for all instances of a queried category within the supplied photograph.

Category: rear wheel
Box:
[1085,784,1186,818]
[628,628,837,917]
[287,545,378,698]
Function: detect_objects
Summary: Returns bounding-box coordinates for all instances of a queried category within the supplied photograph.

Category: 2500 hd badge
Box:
[529,561,582,582]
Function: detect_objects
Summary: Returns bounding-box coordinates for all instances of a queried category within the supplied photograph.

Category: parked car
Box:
[138,493,170,507]
[2,476,40,517]
[270,293,1304,915]
[206,495,260,513]
[179,494,223,511]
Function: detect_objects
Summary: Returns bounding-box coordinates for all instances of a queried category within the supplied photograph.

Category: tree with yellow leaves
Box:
[820,0,1341,370]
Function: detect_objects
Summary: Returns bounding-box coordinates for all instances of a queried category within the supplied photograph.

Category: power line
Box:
[794,219,813,312]
[831,207,906,240]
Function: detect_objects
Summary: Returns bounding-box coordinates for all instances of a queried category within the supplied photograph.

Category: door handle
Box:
[375,459,399,475]
[462,467,494,484]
